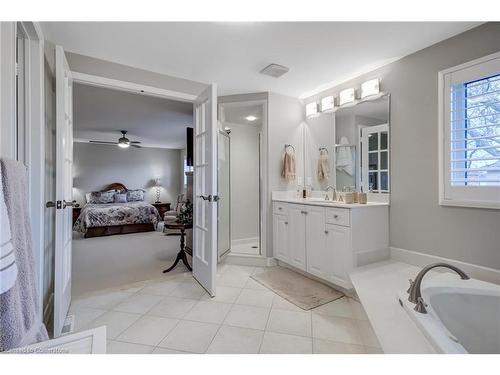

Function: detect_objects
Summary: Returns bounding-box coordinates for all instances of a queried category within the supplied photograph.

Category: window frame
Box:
[438,51,500,209]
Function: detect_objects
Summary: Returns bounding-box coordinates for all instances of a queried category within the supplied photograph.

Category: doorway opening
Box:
[218,100,266,258]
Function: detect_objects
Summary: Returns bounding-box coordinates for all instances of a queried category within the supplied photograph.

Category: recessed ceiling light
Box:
[245,115,257,121]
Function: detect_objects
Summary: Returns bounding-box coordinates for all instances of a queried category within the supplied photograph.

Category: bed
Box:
[73,183,161,238]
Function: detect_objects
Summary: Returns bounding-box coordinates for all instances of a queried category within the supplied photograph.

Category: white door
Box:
[288,204,306,271]
[54,45,74,337]
[306,206,327,279]
[325,224,352,288]
[273,214,289,263]
[193,84,218,297]
[360,124,389,194]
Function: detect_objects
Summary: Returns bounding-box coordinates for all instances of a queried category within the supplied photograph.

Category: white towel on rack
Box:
[0,170,18,294]
[336,136,353,176]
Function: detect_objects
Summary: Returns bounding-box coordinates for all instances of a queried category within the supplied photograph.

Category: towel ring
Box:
[284,144,295,152]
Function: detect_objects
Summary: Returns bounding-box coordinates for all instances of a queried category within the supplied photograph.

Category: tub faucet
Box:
[325,185,337,201]
[407,263,470,313]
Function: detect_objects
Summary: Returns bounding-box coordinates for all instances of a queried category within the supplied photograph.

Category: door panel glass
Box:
[380,132,388,150]
[368,152,378,170]
[380,151,388,170]
[368,134,378,151]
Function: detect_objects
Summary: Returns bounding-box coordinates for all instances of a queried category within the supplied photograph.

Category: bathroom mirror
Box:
[334,94,390,193]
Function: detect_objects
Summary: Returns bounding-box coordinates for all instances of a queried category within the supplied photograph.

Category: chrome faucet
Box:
[407,263,470,313]
[325,185,337,201]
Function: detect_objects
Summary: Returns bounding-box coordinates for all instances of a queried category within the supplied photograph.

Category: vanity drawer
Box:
[325,208,350,227]
[273,202,289,216]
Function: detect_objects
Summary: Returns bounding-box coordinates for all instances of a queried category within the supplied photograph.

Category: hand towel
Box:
[281,147,296,180]
[1,171,18,294]
[317,149,330,180]
[0,159,49,352]
[336,136,353,176]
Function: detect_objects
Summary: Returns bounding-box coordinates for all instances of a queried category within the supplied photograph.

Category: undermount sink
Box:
[307,197,344,204]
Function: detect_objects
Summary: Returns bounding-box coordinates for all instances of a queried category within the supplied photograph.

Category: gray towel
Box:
[1,170,18,293]
[0,159,48,352]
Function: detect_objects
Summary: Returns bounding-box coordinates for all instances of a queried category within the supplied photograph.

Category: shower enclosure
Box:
[217,100,264,259]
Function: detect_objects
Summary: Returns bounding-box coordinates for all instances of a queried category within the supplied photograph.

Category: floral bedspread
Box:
[73,201,160,234]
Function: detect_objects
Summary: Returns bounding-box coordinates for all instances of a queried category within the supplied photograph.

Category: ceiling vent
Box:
[260,63,289,78]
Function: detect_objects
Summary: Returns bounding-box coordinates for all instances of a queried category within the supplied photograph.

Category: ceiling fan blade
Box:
[89,141,118,145]
[131,144,142,148]
[130,141,141,144]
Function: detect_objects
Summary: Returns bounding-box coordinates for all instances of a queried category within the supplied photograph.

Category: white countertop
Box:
[349,260,437,354]
[272,196,389,209]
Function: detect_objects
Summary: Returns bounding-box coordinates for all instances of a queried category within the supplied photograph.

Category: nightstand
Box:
[73,207,82,225]
[153,202,171,218]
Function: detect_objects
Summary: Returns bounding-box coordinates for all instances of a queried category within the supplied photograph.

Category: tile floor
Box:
[70,264,383,354]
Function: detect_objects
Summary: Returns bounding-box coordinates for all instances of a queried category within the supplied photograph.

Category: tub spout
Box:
[407,263,470,314]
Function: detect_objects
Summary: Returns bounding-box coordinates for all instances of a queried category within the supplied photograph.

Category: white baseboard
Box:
[390,247,500,285]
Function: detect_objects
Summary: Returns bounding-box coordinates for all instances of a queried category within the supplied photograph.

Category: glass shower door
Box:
[217,130,231,261]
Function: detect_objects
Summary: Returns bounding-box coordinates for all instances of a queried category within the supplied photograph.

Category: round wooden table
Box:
[163,222,193,273]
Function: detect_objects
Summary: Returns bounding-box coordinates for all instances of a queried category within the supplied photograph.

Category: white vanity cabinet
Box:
[272,200,389,289]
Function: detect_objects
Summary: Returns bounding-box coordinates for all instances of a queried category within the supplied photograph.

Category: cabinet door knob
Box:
[333,214,339,219]
[285,222,288,225]
[278,207,282,210]
[325,230,329,234]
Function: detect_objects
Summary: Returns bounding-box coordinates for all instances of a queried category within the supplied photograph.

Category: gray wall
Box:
[66,52,207,97]
[303,23,500,269]
[267,92,305,255]
[73,143,181,205]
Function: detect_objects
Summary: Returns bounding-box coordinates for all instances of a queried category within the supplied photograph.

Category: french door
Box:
[360,124,389,194]
[54,45,74,337]
[193,84,218,297]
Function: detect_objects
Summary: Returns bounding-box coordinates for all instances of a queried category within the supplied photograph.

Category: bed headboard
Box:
[103,183,127,192]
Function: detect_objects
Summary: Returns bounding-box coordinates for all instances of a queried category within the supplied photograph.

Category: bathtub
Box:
[397,272,500,354]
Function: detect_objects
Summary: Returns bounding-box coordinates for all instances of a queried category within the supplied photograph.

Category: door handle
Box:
[46,201,56,208]
[63,200,75,208]
[213,195,220,202]
[198,195,213,202]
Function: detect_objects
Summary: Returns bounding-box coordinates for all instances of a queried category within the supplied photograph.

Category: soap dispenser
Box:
[305,177,312,198]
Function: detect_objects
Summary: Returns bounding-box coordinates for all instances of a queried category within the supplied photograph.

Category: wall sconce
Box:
[338,88,356,106]
[305,102,319,118]
[320,96,335,113]
[361,78,380,99]
[154,177,161,203]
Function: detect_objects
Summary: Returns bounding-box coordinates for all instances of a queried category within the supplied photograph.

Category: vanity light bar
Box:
[360,78,380,99]
[305,102,319,118]
[320,96,335,113]
[310,78,382,118]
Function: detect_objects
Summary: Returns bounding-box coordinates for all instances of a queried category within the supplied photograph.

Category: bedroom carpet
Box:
[72,230,184,296]
[251,266,344,310]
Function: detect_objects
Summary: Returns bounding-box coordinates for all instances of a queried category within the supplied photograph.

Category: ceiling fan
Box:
[89,130,142,149]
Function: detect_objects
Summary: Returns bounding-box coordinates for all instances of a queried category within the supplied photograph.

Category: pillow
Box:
[87,191,115,204]
[127,189,145,202]
[114,193,127,203]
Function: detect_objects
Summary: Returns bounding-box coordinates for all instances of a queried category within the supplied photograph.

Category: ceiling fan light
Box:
[118,141,130,148]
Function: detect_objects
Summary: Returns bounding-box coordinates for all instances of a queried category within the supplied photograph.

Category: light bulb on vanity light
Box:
[245,115,257,121]
[360,78,380,99]
[305,102,319,118]
[320,96,335,113]
[338,88,356,106]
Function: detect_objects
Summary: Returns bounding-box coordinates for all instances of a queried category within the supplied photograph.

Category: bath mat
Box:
[251,266,344,310]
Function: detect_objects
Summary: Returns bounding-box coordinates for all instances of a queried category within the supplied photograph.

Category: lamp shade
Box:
[154,178,161,187]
